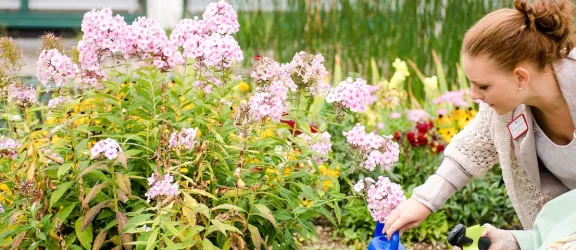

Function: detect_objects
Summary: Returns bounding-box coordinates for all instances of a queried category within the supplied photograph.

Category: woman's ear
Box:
[513,67,530,90]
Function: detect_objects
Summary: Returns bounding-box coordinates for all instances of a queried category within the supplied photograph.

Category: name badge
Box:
[507,114,528,140]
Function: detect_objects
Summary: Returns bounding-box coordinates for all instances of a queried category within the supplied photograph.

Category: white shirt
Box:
[534,120,576,189]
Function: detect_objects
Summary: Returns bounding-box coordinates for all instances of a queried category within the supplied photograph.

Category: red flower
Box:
[436,143,445,153]
[280,119,318,136]
[393,131,402,141]
[417,134,428,146]
[416,120,435,135]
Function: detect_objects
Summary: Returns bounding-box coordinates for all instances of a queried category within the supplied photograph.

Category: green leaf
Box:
[253,204,278,229]
[188,189,218,200]
[163,236,178,250]
[57,163,74,178]
[55,203,76,225]
[162,221,183,239]
[76,163,108,181]
[202,238,219,250]
[122,214,153,233]
[50,182,74,208]
[211,204,245,213]
[75,217,93,249]
[145,229,158,250]
[207,219,242,237]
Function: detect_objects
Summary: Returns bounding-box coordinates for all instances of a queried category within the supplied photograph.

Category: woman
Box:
[384,0,576,249]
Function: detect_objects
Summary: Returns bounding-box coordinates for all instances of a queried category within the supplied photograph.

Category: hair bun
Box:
[515,0,574,43]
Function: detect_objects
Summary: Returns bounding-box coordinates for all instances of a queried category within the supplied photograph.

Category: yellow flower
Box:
[438,127,458,143]
[423,76,438,92]
[259,128,274,138]
[457,116,471,129]
[322,179,333,191]
[319,165,340,178]
[265,168,280,175]
[437,115,453,126]
[283,167,292,175]
[180,96,195,111]
[392,58,410,78]
[236,81,250,92]
[299,197,313,208]
[180,168,189,173]
[0,184,9,191]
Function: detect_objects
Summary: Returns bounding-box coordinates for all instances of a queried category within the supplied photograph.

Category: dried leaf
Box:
[9,211,23,224]
[115,173,131,195]
[10,231,26,250]
[117,151,127,169]
[248,225,263,250]
[92,230,108,250]
[83,183,108,208]
[116,212,128,232]
[116,212,133,250]
[116,189,129,203]
[83,200,111,231]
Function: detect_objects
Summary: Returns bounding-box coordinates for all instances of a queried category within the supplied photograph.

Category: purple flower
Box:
[343,124,399,171]
[90,138,122,160]
[0,137,19,159]
[7,84,37,108]
[326,78,371,113]
[366,176,406,223]
[145,173,179,202]
[169,128,199,150]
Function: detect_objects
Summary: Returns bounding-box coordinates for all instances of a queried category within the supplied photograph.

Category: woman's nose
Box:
[470,87,482,101]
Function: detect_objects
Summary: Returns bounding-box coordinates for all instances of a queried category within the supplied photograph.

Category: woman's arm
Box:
[412,102,500,211]
[385,103,499,236]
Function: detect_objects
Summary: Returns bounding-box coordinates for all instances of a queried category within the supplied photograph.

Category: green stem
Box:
[157,201,163,249]
[110,165,119,212]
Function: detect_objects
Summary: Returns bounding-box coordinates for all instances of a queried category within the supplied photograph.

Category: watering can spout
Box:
[367,222,406,250]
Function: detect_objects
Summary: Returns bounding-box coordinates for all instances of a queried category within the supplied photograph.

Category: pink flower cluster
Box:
[343,124,400,171]
[90,138,123,160]
[251,57,294,88]
[289,52,330,95]
[172,1,243,71]
[365,176,406,223]
[188,33,243,70]
[249,80,292,122]
[407,109,430,122]
[7,84,37,108]
[0,137,19,159]
[145,173,179,202]
[77,8,127,87]
[297,132,332,165]
[124,17,184,71]
[202,0,240,35]
[170,17,207,47]
[169,127,199,150]
[326,78,371,113]
[433,90,468,107]
[47,96,66,109]
[37,49,79,89]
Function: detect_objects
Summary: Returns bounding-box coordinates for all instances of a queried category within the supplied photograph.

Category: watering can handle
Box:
[389,230,400,250]
[374,222,401,250]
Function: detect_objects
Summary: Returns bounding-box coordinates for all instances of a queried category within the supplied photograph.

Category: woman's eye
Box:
[479,86,488,90]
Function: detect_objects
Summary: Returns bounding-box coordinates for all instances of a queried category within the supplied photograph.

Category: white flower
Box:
[354,181,365,193]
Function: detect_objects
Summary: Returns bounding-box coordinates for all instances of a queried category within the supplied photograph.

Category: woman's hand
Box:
[452,224,520,250]
[384,198,432,237]
[480,224,520,250]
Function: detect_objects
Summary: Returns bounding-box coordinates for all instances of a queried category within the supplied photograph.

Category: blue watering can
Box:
[367,222,406,250]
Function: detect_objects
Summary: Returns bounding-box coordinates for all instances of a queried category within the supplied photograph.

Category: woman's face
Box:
[462,53,524,115]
